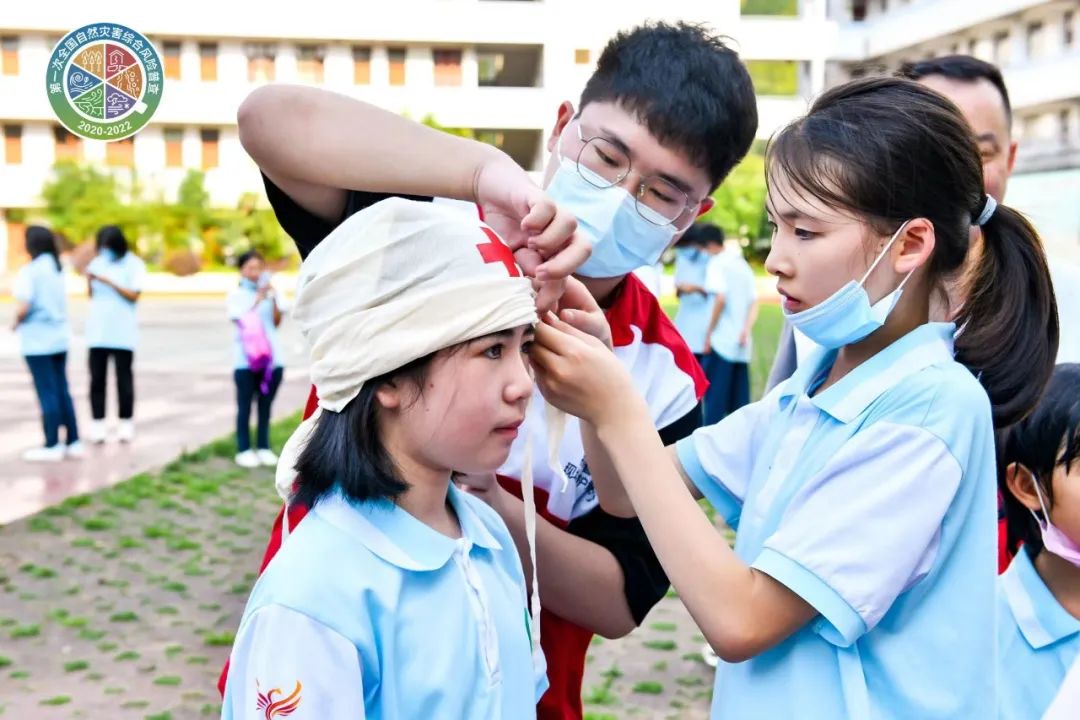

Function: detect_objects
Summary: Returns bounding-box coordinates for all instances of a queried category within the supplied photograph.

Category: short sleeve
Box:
[752,422,963,647]
[12,267,33,303]
[223,604,365,719]
[704,256,728,295]
[126,256,146,292]
[675,389,780,528]
[673,255,695,286]
[226,289,250,321]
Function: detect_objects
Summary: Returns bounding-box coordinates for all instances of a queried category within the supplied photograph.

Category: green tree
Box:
[418,113,475,139]
[741,0,798,16]
[40,161,129,246]
[700,150,768,256]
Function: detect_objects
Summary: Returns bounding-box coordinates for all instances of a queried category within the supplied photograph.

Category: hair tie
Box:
[974,195,997,226]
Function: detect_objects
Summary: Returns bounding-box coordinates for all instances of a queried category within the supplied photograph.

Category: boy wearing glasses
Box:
[228,21,758,719]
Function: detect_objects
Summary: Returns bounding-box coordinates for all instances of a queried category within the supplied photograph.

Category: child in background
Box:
[999,364,1080,719]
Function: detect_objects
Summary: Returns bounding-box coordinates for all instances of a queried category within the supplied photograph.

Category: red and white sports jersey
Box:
[500,272,706,525]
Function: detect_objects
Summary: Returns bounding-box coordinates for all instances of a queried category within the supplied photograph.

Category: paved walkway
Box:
[0,299,311,525]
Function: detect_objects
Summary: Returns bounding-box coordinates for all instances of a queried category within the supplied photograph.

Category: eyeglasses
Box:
[559,118,702,232]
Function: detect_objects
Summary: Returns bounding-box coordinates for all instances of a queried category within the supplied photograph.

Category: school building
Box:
[1,0,1077,271]
[831,0,1080,264]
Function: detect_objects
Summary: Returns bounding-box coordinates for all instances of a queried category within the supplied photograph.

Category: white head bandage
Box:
[276,197,562,665]
[275,197,538,502]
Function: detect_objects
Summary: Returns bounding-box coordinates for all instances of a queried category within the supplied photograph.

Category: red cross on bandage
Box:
[476,227,521,277]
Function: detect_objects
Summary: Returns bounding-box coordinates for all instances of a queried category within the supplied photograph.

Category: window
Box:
[53,126,82,162]
[201,128,219,170]
[164,127,184,167]
[1060,109,1071,146]
[967,37,978,56]
[476,46,542,88]
[574,48,590,65]
[163,41,181,80]
[388,47,406,86]
[1027,22,1045,60]
[105,137,134,167]
[1,36,17,75]
[993,31,1011,65]
[1065,11,1075,48]
[353,46,371,84]
[246,43,276,83]
[433,49,462,86]
[199,43,217,81]
[3,124,21,164]
[297,44,325,84]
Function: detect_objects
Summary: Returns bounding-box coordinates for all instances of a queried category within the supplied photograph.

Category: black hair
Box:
[897,55,1012,127]
[767,76,1058,428]
[580,21,758,188]
[95,225,129,259]
[25,225,61,272]
[1001,364,1080,557]
[675,222,725,249]
[293,353,436,508]
[236,250,264,269]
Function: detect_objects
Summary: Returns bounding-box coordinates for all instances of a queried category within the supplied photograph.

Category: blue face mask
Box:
[545,157,677,279]
[783,220,914,349]
[676,247,702,263]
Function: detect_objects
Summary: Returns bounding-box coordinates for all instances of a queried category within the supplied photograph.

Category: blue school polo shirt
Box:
[13,254,69,356]
[226,280,284,371]
[85,251,145,351]
[672,248,713,355]
[676,322,997,719]
[705,253,755,364]
[222,483,546,719]
[998,547,1080,719]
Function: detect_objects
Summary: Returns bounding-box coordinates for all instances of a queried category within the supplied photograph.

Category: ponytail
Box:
[953,204,1059,428]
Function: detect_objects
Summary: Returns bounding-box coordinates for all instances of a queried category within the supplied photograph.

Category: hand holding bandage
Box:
[472,154,591,312]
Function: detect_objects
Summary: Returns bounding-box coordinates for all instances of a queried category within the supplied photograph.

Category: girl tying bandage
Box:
[221,198,548,719]
[530,77,1058,718]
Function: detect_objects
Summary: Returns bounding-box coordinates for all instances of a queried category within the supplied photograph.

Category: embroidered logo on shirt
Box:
[256,680,302,718]
[564,459,595,504]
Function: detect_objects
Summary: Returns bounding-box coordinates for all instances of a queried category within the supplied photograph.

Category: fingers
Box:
[536,231,591,281]
[519,197,558,238]
[557,276,601,314]
[559,308,610,345]
[513,247,542,277]
[535,278,566,315]
[521,193,590,281]
[527,210,577,257]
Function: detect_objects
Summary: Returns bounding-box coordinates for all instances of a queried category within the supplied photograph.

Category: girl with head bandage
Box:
[221,198,548,720]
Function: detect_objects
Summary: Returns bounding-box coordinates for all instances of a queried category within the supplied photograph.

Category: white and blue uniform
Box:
[676,322,997,719]
[998,548,1080,719]
[85,251,145,351]
[672,248,713,355]
[704,252,755,364]
[13,255,69,357]
[226,280,284,370]
[222,483,546,719]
